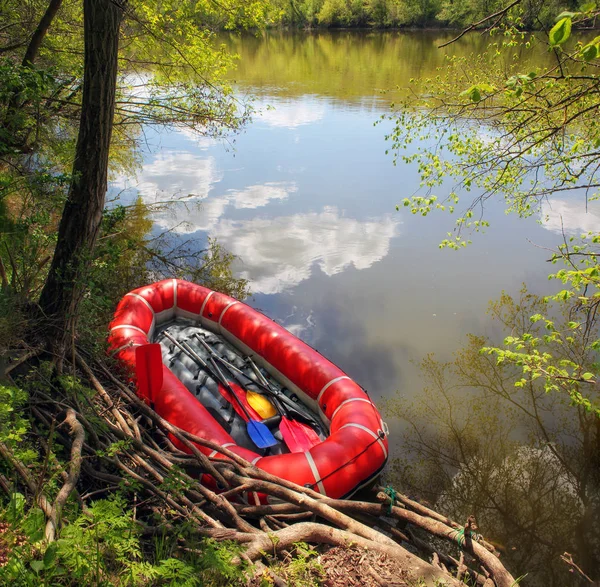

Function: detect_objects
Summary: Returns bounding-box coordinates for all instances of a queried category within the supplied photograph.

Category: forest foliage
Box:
[266,0,583,28]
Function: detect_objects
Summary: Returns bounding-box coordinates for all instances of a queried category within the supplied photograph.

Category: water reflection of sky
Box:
[540,197,600,234]
[109,76,583,408]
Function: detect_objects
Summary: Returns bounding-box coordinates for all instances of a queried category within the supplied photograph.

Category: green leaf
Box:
[43,543,58,568]
[460,85,482,103]
[30,560,45,573]
[581,44,598,61]
[549,17,572,46]
[555,11,578,20]
[582,372,595,381]
[580,3,596,13]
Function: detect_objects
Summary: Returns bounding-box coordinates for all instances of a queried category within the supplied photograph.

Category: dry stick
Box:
[0,471,11,495]
[271,511,314,523]
[220,469,405,550]
[367,515,410,544]
[265,515,287,529]
[0,255,8,289]
[0,441,53,518]
[33,396,223,531]
[76,353,134,435]
[108,454,223,529]
[375,484,459,528]
[235,503,306,517]
[4,348,44,376]
[88,412,233,532]
[102,418,257,534]
[35,418,56,502]
[409,530,487,587]
[45,409,85,541]
[437,0,521,48]
[92,356,229,488]
[560,552,594,584]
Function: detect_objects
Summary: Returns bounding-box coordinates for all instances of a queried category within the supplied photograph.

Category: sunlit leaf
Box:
[549,17,572,46]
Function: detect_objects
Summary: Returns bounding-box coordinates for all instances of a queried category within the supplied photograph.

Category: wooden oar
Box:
[135,343,163,404]
[196,337,321,453]
[162,331,277,449]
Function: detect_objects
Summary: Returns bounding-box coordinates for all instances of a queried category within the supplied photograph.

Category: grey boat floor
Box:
[154,319,325,456]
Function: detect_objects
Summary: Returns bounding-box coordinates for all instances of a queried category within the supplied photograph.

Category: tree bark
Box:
[22,0,64,67]
[38,0,124,361]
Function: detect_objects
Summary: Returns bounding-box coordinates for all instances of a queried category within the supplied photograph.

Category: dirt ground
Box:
[319,545,410,587]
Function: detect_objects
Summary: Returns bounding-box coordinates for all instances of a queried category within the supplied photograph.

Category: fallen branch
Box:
[45,409,84,541]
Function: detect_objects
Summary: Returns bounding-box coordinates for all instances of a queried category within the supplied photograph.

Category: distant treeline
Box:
[266,0,581,29]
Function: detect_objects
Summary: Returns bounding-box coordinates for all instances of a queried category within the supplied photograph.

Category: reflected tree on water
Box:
[385,288,600,585]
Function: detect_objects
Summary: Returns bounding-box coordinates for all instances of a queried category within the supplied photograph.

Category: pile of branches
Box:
[0,349,516,587]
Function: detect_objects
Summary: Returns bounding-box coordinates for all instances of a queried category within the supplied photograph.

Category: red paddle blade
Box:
[135,343,163,403]
[280,417,320,453]
[216,380,261,422]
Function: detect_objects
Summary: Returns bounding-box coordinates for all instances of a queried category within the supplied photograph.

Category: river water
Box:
[112,30,592,405]
[112,31,599,584]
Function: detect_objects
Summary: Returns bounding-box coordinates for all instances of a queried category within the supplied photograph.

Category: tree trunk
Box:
[38,0,124,361]
[22,0,64,67]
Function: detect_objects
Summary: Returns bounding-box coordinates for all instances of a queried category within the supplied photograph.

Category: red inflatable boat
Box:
[109,279,389,500]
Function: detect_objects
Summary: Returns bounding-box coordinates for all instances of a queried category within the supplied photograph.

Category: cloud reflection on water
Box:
[113,151,222,202]
[257,96,327,129]
[541,198,600,234]
[148,182,297,233]
[212,207,398,294]
[111,146,399,295]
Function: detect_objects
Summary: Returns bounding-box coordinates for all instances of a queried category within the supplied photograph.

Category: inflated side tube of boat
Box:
[109,279,389,501]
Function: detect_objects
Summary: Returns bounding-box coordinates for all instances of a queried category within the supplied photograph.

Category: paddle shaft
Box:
[163,331,238,418]
[194,338,321,452]
[195,335,319,427]
[162,331,277,449]
[208,356,253,421]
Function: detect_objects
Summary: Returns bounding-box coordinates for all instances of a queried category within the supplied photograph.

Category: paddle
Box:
[162,331,277,449]
[195,336,320,453]
[245,355,322,429]
[193,336,277,418]
[193,334,317,425]
[208,356,277,449]
[135,343,163,405]
[246,357,321,452]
